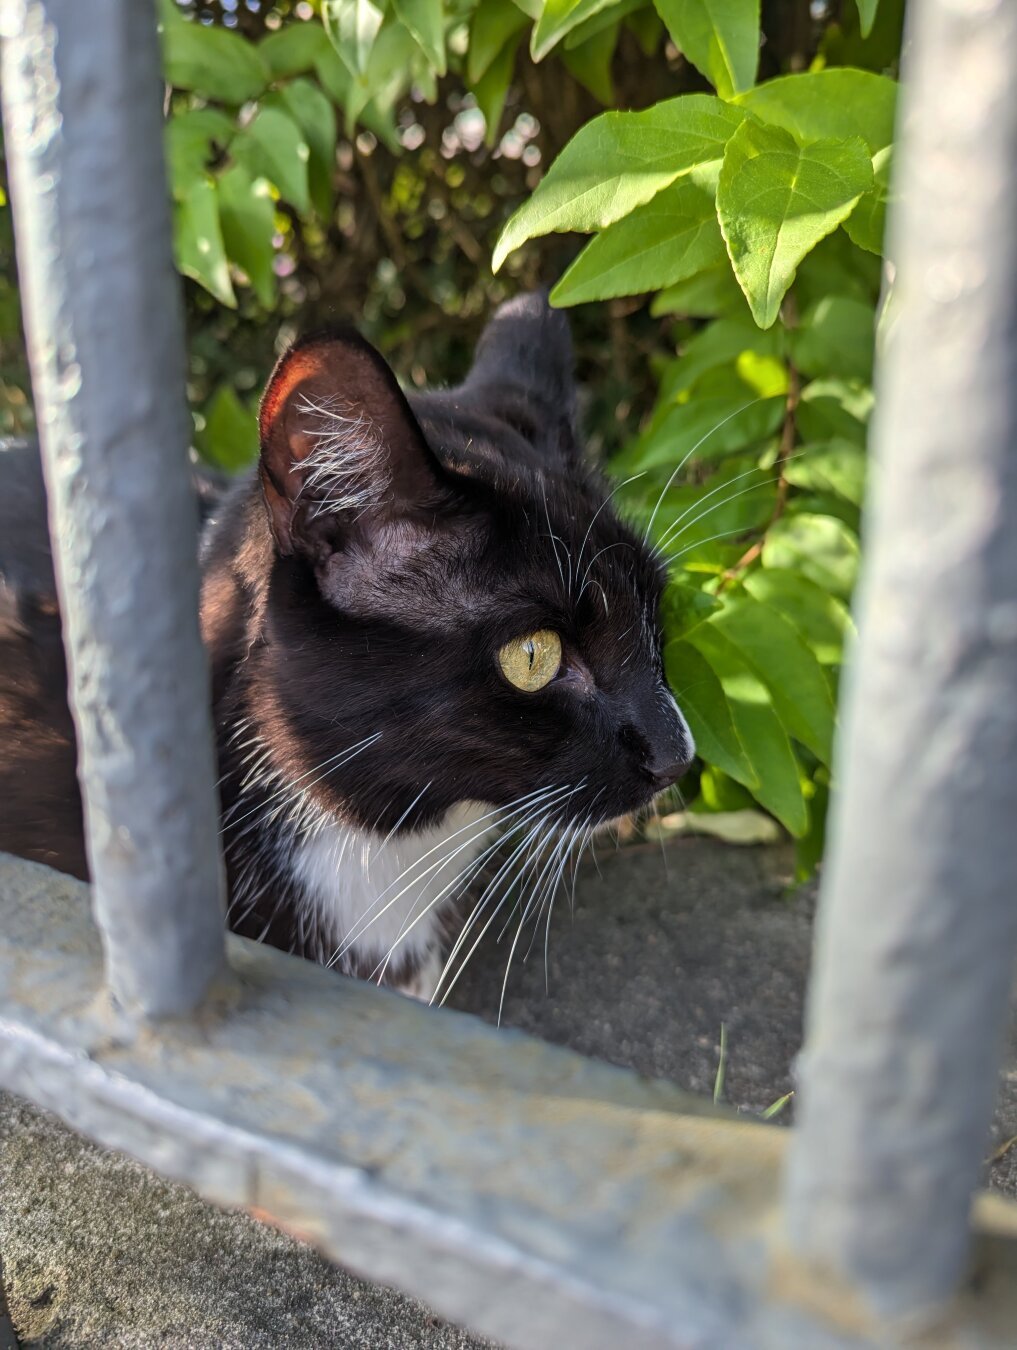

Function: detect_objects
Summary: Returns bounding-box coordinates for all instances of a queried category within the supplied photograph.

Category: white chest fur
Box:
[290,801,494,995]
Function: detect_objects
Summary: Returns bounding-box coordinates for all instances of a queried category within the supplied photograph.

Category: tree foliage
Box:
[0,0,905,872]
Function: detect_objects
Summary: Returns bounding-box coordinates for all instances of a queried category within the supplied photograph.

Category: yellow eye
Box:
[497,630,562,692]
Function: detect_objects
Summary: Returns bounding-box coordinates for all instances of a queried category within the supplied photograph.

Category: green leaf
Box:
[471,31,521,145]
[855,0,879,38]
[695,766,755,813]
[797,377,872,444]
[259,20,331,78]
[323,0,387,77]
[708,594,836,764]
[843,144,891,255]
[660,580,722,640]
[173,176,235,308]
[736,68,897,157]
[743,569,854,667]
[196,383,259,473]
[738,69,896,261]
[165,108,236,201]
[217,165,276,307]
[626,6,665,56]
[511,0,542,17]
[348,20,420,123]
[795,777,829,880]
[762,511,860,599]
[492,95,744,271]
[552,179,724,305]
[625,389,783,475]
[235,106,311,216]
[661,316,783,400]
[783,438,866,507]
[467,0,528,83]
[717,120,873,329]
[564,0,642,47]
[159,1,269,104]
[393,0,446,73]
[653,0,759,99]
[560,19,618,105]
[269,80,338,219]
[530,0,619,61]
[790,295,875,382]
[664,640,757,787]
[650,264,749,319]
[686,625,808,835]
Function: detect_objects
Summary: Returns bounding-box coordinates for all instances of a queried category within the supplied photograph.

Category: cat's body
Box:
[0,294,692,999]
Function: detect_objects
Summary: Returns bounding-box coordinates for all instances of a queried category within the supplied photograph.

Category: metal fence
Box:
[2,0,1017,1346]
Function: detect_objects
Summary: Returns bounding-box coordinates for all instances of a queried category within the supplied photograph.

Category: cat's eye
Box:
[497,630,562,692]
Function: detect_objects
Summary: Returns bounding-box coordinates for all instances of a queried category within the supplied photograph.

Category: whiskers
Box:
[321,778,602,1024]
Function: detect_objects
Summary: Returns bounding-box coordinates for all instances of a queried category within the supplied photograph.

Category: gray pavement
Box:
[2,837,1015,1347]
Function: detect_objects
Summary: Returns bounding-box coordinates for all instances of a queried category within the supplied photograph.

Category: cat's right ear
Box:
[257,328,448,557]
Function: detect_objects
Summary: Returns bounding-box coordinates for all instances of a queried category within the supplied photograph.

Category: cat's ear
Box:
[463,290,578,456]
[258,328,447,556]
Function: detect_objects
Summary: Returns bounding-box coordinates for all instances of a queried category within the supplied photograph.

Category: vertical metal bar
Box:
[0,0,226,1017]
[784,0,1017,1321]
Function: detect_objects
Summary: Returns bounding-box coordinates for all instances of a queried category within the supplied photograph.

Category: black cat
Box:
[0,294,693,1000]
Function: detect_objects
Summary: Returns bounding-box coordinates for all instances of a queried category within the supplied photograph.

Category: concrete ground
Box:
[2,836,1016,1347]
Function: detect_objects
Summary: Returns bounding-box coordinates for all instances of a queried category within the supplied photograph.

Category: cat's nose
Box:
[643,748,693,790]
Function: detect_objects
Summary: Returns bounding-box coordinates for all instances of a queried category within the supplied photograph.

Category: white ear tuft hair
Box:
[293,394,391,519]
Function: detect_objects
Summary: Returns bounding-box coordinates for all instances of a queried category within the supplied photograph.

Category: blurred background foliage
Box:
[0,0,904,871]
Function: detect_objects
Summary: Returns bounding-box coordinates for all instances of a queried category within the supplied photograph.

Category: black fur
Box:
[0,295,692,981]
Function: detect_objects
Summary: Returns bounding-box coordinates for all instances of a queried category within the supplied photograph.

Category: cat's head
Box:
[253,292,693,837]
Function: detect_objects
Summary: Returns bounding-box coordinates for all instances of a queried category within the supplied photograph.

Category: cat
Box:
[0,293,693,1001]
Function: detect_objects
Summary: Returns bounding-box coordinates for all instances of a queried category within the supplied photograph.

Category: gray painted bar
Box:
[0,0,226,1016]
[784,0,1017,1320]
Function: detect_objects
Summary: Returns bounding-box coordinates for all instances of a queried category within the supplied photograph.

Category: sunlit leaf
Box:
[653,0,759,98]
[552,179,724,305]
[783,439,866,507]
[269,80,338,219]
[762,511,861,599]
[493,95,744,271]
[173,176,235,308]
[708,594,836,764]
[744,569,854,666]
[686,624,808,835]
[664,640,757,787]
[393,0,446,74]
[217,165,276,308]
[530,0,619,61]
[855,0,879,38]
[235,106,311,216]
[718,120,872,329]
[323,0,387,77]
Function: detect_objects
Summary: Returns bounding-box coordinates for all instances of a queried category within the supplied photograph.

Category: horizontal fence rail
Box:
[4,853,1017,1350]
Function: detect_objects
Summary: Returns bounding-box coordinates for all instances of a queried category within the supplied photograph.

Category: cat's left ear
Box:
[258,328,448,556]
[463,290,579,460]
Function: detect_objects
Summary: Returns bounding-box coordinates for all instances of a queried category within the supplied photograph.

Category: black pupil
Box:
[525,641,535,668]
